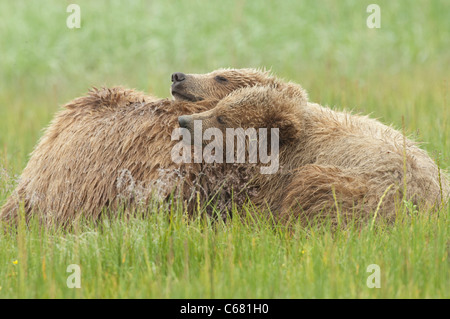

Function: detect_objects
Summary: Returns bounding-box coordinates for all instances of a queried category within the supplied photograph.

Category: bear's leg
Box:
[279,164,398,226]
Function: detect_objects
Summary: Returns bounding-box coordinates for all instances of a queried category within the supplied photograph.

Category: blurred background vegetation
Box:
[0,0,448,299]
[0,0,448,177]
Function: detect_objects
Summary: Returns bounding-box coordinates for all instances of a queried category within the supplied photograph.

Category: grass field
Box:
[0,0,448,298]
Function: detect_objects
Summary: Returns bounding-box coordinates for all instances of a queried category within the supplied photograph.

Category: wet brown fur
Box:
[0,69,284,226]
[184,85,449,225]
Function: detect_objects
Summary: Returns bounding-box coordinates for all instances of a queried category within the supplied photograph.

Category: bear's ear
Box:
[281,83,308,105]
[266,113,302,146]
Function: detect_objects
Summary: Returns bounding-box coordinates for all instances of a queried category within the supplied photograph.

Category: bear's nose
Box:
[171,72,186,83]
[178,115,191,128]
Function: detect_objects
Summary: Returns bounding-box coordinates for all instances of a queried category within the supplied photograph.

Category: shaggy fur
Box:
[1,88,213,225]
[1,69,285,226]
[182,85,449,225]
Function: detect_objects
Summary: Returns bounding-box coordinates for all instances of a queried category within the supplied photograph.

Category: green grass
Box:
[0,0,449,298]
[0,205,448,298]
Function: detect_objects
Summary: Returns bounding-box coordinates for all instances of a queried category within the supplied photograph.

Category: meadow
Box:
[0,0,448,298]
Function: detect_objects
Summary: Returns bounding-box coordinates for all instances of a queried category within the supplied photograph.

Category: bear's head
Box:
[178,85,307,149]
[171,68,287,102]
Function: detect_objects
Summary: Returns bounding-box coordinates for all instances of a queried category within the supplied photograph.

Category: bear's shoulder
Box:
[64,87,156,111]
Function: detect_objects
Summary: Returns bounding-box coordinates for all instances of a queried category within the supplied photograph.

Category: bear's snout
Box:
[171,72,202,102]
[171,72,186,83]
[178,115,192,129]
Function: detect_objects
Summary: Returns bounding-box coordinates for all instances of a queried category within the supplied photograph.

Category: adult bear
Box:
[1,69,286,226]
[179,85,449,225]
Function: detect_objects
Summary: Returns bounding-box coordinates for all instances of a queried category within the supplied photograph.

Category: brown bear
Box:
[179,85,449,225]
[0,69,287,226]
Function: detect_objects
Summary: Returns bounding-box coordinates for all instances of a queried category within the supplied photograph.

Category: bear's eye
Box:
[217,116,226,124]
[214,76,228,83]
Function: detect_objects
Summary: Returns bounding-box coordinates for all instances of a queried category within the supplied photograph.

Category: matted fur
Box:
[4,68,446,226]
[1,69,286,226]
[183,85,449,225]
[1,88,215,225]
